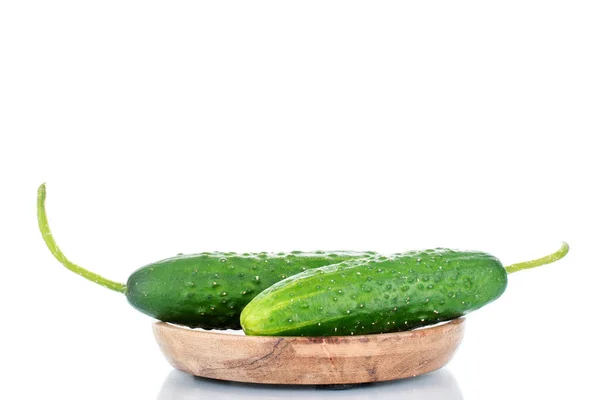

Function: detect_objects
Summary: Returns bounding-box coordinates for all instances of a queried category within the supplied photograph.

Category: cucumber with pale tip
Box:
[240,244,569,336]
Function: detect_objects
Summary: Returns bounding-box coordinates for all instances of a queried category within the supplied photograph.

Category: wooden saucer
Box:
[152,317,465,385]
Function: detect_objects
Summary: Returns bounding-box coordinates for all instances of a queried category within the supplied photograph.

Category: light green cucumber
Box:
[241,244,569,336]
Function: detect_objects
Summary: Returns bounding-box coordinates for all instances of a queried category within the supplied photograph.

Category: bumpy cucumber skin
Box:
[240,249,508,336]
[125,251,376,329]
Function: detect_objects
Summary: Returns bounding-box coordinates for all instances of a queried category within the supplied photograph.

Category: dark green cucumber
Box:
[37,184,376,329]
[241,244,569,336]
[125,250,376,329]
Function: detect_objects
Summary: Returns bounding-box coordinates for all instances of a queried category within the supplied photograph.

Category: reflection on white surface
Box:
[157,368,463,400]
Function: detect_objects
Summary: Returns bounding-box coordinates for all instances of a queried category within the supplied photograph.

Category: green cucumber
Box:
[37,184,376,329]
[241,244,569,336]
[125,251,375,329]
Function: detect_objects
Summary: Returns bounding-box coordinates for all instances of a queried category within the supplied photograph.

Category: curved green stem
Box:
[37,183,127,293]
[505,242,569,274]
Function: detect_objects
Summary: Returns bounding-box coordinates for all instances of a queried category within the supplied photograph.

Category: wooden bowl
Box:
[152,317,465,385]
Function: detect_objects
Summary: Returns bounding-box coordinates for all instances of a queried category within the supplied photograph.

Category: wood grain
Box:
[152,317,465,385]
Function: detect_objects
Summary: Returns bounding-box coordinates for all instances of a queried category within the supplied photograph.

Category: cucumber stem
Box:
[505,242,569,274]
[37,183,127,294]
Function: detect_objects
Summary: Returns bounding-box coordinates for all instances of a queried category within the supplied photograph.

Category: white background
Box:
[1,1,598,399]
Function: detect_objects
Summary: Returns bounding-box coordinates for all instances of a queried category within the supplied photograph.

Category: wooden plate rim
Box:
[153,317,465,342]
